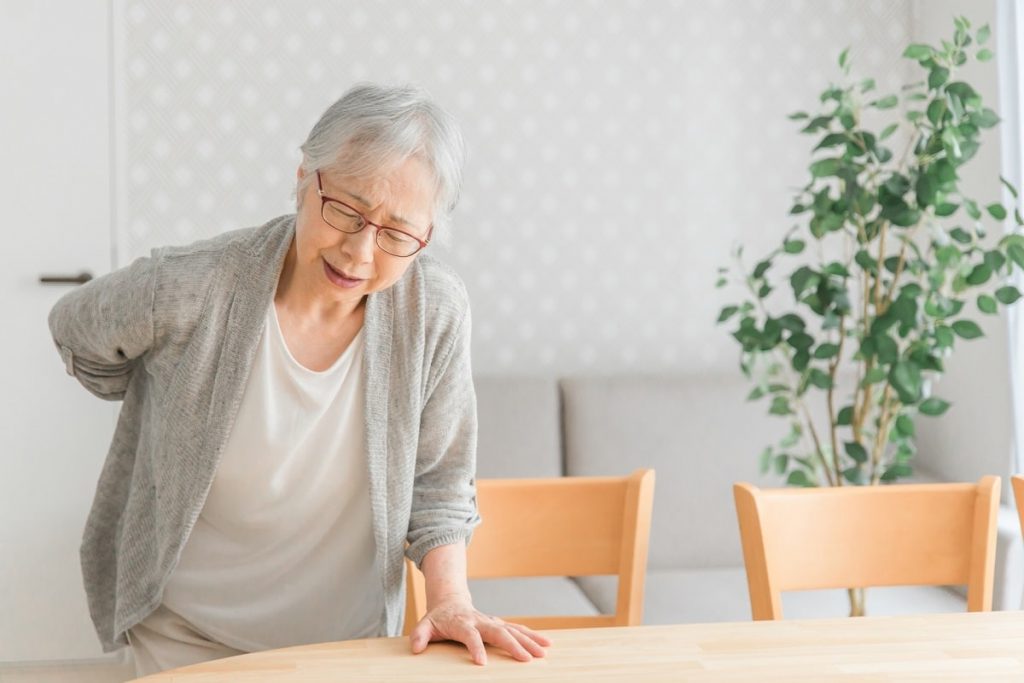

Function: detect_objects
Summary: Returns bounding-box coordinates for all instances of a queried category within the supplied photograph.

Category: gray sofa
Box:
[467,375,1023,624]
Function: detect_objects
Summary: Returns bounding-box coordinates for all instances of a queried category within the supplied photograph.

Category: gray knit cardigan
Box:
[47,215,480,652]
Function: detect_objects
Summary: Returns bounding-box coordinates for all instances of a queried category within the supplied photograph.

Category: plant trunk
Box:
[847,587,866,617]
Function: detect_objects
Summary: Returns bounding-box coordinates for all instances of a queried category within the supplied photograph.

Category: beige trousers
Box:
[127,603,246,678]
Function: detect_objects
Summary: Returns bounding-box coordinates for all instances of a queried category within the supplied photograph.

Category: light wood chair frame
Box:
[1011,474,1024,549]
[403,468,655,634]
[734,476,1000,620]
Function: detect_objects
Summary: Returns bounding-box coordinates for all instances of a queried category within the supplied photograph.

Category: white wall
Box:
[113,0,915,374]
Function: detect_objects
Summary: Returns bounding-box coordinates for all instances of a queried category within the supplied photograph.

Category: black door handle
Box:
[39,272,94,285]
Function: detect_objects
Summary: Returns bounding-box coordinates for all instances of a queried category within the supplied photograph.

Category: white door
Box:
[0,1,119,662]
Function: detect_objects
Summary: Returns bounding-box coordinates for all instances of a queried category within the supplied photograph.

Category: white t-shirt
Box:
[162,302,383,652]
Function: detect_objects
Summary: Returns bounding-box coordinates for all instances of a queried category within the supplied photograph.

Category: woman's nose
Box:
[340,224,377,262]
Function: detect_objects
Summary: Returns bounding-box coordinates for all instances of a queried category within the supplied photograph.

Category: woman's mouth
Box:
[323,259,366,289]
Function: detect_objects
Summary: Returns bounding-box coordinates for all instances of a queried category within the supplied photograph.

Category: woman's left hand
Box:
[409,595,552,665]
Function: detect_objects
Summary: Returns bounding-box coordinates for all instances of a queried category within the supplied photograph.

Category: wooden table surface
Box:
[136,610,1024,682]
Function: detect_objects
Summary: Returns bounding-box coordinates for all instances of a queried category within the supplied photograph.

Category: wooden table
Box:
[137,611,1024,682]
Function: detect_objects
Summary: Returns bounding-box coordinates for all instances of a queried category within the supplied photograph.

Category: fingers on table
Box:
[507,622,553,648]
[480,622,537,662]
[453,622,489,665]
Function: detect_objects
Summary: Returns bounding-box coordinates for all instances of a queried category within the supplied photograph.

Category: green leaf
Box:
[966,264,992,286]
[996,285,1022,305]
[928,66,950,89]
[801,115,833,134]
[935,325,955,349]
[717,305,739,323]
[977,294,998,314]
[747,386,765,401]
[978,24,991,44]
[903,44,934,60]
[919,397,951,416]
[985,250,1006,272]
[1009,243,1024,269]
[837,406,854,426]
[813,343,840,359]
[838,46,850,69]
[965,199,982,220]
[822,262,850,277]
[814,132,849,151]
[769,396,791,416]
[895,414,916,437]
[974,108,1000,128]
[810,158,843,177]
[787,332,814,350]
[777,314,806,332]
[779,425,801,449]
[952,319,984,339]
[872,95,899,110]
[889,361,923,404]
[783,239,806,254]
[875,334,899,364]
[760,447,773,474]
[808,368,832,389]
[788,111,810,120]
[977,48,994,62]
[1001,176,1019,200]
[855,249,877,272]
[949,227,972,243]
[988,203,1008,220]
[791,267,818,297]
[787,470,815,487]
[753,259,772,279]
[862,367,887,386]
[881,463,914,482]
[845,441,869,464]
[842,467,865,485]
[927,99,947,126]
[877,124,898,143]
[935,203,959,217]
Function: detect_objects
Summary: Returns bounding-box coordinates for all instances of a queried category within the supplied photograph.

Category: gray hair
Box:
[297,83,466,246]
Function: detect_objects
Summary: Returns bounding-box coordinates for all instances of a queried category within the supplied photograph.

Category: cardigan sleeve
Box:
[47,252,159,401]
[405,305,482,567]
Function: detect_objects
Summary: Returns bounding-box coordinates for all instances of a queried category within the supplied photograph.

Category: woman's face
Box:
[293,156,436,307]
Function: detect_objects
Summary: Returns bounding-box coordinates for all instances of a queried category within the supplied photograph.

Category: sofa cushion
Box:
[575,569,967,624]
[560,375,789,568]
[468,577,600,617]
[474,376,562,478]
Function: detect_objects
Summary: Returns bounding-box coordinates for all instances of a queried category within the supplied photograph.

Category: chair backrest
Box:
[1011,475,1024,541]
[403,468,655,634]
[733,476,1001,620]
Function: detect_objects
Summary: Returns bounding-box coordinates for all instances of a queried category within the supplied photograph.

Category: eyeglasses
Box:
[316,171,431,257]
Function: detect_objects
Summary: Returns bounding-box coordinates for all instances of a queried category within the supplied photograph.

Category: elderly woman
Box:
[49,83,550,676]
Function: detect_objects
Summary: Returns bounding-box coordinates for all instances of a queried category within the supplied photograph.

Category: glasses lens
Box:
[377,228,421,257]
[323,201,363,233]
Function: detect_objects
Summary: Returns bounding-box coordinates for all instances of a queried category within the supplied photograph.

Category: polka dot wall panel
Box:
[116,0,912,373]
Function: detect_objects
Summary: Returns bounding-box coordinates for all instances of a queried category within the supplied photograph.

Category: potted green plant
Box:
[716,17,1023,616]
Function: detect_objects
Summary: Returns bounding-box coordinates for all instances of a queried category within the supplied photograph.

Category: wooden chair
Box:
[402,468,655,634]
[733,476,1000,620]
[1011,475,1024,541]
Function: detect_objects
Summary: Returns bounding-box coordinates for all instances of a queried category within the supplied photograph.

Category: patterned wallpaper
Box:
[115,0,914,373]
